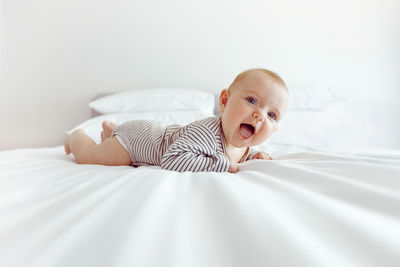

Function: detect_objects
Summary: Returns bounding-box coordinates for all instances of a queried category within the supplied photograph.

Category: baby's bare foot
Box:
[64,135,71,155]
[101,121,117,142]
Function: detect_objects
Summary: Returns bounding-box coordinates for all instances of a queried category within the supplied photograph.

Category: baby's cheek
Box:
[259,127,273,141]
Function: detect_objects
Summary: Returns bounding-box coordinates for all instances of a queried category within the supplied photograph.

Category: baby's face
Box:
[219,71,289,148]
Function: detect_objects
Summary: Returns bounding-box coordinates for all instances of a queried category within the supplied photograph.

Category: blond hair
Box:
[228,68,287,92]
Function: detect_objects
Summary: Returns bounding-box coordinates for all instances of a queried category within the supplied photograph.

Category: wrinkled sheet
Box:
[0,146,399,267]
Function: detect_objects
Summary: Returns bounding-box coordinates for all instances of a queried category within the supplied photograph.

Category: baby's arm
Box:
[65,130,131,166]
[161,124,230,172]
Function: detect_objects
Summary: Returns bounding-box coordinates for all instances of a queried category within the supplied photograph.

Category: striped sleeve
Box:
[161,123,230,172]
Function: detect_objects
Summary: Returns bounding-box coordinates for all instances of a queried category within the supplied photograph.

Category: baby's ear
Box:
[219,89,229,112]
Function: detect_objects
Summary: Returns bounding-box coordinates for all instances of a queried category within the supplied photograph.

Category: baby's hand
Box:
[251,152,273,160]
[229,161,239,173]
[227,155,239,173]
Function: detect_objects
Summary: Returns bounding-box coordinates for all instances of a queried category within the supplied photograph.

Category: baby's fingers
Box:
[228,161,239,173]
[229,165,239,173]
[252,152,273,160]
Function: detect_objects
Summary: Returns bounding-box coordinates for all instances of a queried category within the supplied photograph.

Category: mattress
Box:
[1,145,399,267]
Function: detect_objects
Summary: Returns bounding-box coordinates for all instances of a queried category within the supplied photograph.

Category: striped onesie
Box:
[112,115,252,172]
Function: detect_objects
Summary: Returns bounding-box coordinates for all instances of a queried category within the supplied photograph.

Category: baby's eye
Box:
[246,97,257,105]
[268,112,276,120]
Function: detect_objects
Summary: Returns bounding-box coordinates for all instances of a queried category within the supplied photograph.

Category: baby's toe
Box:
[101,131,105,142]
[64,137,71,155]
[102,121,116,131]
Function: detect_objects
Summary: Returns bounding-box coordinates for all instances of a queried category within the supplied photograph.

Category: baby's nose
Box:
[253,110,266,122]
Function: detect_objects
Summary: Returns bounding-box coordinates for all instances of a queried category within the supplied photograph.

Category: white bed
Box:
[1,89,400,267]
[1,144,400,267]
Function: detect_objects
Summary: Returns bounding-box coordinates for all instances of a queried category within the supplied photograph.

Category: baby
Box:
[65,68,289,173]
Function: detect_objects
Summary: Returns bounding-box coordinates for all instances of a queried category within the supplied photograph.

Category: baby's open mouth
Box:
[239,123,255,139]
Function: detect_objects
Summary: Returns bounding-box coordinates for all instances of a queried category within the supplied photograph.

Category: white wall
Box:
[1,0,400,150]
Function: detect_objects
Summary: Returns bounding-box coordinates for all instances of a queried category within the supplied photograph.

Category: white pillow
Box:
[67,110,213,144]
[89,88,215,114]
[266,109,367,151]
[288,85,346,111]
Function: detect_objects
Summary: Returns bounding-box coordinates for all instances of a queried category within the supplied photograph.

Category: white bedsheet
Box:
[0,146,399,267]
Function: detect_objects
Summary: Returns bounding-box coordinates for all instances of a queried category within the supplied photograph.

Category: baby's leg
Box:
[101,121,117,142]
[66,129,131,166]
